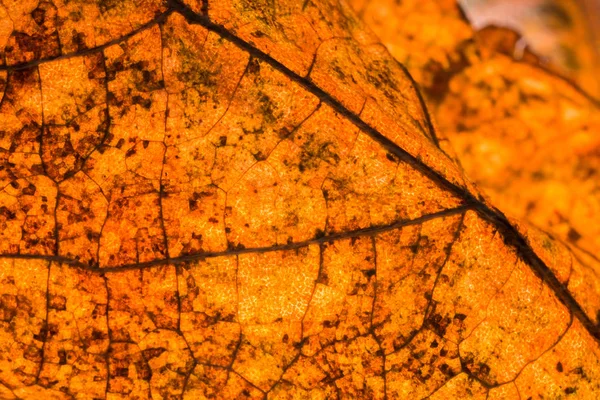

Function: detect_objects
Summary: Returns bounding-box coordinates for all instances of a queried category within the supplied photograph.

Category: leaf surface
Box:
[353,0,600,337]
[0,0,599,399]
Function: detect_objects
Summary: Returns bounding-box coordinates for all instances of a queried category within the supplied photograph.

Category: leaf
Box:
[436,32,600,255]
[349,0,474,101]
[435,30,600,341]
[351,0,600,100]
[353,0,600,347]
[0,1,599,399]
[463,0,600,98]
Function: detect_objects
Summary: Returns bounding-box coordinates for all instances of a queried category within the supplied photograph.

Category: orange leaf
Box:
[0,1,598,399]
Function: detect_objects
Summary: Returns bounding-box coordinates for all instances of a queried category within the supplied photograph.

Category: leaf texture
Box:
[353,0,600,339]
[0,0,599,399]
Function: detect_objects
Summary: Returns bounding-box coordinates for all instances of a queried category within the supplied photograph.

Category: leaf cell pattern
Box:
[0,0,599,399]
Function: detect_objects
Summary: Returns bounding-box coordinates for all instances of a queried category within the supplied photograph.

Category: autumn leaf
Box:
[351,0,600,100]
[436,30,600,255]
[353,0,600,334]
[0,1,599,399]
[436,29,600,340]
[463,0,600,98]
[349,0,474,101]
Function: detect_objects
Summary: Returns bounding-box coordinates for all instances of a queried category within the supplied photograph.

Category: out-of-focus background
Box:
[461,0,600,96]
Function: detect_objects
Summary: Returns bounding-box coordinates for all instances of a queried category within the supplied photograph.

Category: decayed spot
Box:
[38,54,107,180]
[0,0,168,66]
[372,213,464,353]
[38,264,108,397]
[0,0,599,399]
[385,329,462,398]
[0,67,57,256]
[105,265,194,398]
[0,259,48,389]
